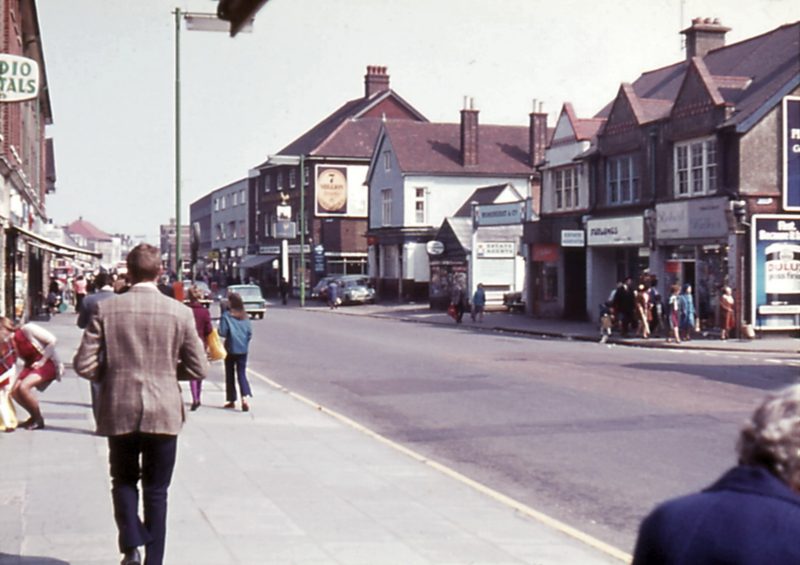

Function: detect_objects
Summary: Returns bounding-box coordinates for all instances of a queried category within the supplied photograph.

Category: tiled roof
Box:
[67,218,111,241]
[594,21,800,131]
[452,183,522,217]
[259,90,428,165]
[383,121,536,176]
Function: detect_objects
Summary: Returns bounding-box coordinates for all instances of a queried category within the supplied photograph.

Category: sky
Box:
[37,0,798,242]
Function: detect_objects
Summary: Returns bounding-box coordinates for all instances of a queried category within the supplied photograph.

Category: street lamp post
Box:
[266,154,307,307]
[173,8,246,281]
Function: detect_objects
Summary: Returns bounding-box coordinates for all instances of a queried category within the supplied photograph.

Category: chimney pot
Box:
[364,65,390,98]
[681,17,730,59]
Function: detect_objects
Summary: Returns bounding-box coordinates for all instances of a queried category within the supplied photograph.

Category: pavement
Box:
[2,311,630,565]
[301,300,799,355]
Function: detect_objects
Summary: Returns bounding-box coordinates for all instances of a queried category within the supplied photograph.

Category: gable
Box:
[601,85,641,137]
[360,95,426,121]
[671,58,724,120]
[551,109,577,145]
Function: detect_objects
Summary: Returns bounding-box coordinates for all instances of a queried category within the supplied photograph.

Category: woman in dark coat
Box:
[633,385,800,564]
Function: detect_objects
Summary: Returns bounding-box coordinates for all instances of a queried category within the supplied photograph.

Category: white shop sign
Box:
[656,197,728,240]
[561,230,585,247]
[475,202,524,226]
[476,241,516,258]
[586,216,645,246]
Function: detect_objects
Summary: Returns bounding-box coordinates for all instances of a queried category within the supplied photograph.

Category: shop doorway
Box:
[563,248,587,320]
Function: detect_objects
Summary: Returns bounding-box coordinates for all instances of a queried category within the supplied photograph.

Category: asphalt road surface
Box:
[245,307,799,554]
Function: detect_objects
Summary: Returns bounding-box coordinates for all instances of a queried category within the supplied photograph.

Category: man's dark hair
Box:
[126,244,162,283]
[93,272,110,290]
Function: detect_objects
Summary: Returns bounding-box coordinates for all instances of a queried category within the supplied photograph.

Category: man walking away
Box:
[73,244,208,565]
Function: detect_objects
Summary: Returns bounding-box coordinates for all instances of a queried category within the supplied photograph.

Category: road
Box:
[245,307,799,554]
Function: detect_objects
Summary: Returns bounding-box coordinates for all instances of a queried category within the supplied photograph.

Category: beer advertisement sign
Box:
[751,215,800,329]
[315,164,368,217]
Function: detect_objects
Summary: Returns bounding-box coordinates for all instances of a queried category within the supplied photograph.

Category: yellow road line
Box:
[248,367,632,563]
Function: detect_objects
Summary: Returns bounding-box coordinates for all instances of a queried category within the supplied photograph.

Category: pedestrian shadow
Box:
[40,399,91,409]
[624,362,798,390]
[38,424,96,436]
[0,554,69,564]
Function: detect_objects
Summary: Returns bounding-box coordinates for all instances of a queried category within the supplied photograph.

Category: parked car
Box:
[182,280,213,308]
[311,275,374,304]
[339,276,376,305]
[224,284,267,319]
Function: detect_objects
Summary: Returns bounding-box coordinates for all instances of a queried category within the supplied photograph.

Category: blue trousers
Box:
[108,433,177,565]
[225,353,252,402]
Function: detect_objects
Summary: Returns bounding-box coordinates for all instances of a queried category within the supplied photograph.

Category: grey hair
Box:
[737,385,800,489]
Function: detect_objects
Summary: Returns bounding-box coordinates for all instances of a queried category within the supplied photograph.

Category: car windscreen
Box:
[234,288,263,299]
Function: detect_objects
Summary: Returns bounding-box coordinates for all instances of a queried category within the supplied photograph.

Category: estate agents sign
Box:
[0,54,39,102]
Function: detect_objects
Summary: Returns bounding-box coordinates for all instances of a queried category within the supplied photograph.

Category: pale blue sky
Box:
[37,0,798,242]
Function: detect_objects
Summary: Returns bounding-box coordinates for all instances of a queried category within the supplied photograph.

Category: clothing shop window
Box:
[414,187,427,224]
[381,189,392,227]
[554,166,579,210]
[674,136,717,197]
[607,155,639,204]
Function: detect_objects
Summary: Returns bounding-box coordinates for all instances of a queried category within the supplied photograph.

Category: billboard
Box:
[784,96,800,211]
[315,164,368,217]
[751,215,800,330]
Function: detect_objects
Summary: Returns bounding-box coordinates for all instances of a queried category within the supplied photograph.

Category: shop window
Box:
[535,262,558,302]
[674,137,717,197]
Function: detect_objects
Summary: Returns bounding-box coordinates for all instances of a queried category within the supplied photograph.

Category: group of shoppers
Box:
[449,282,486,324]
[608,276,736,342]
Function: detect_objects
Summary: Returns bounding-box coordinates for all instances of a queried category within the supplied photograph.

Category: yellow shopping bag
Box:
[206,328,226,362]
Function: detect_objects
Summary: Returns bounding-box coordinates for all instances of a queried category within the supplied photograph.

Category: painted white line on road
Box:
[248,367,632,563]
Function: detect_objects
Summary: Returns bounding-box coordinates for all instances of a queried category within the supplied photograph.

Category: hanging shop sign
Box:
[656,197,729,240]
[426,240,445,255]
[0,54,39,102]
[784,96,800,211]
[751,214,800,330]
[586,216,644,246]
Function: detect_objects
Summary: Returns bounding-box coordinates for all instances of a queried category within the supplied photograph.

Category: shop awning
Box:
[240,254,277,269]
[9,225,102,258]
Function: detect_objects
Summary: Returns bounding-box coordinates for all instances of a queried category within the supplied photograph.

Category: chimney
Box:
[460,96,479,167]
[364,65,390,98]
[529,99,547,168]
[681,17,730,59]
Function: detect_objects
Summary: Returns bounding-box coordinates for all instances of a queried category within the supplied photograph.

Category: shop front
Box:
[654,197,732,329]
[585,215,649,321]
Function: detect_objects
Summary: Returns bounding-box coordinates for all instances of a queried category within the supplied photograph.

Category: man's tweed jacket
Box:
[73,283,208,436]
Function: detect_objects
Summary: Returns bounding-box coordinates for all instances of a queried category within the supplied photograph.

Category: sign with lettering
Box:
[561,230,585,247]
[784,96,800,211]
[656,197,728,240]
[476,241,515,258]
[0,54,39,102]
[475,202,524,226]
[586,216,644,246]
[751,214,800,330]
